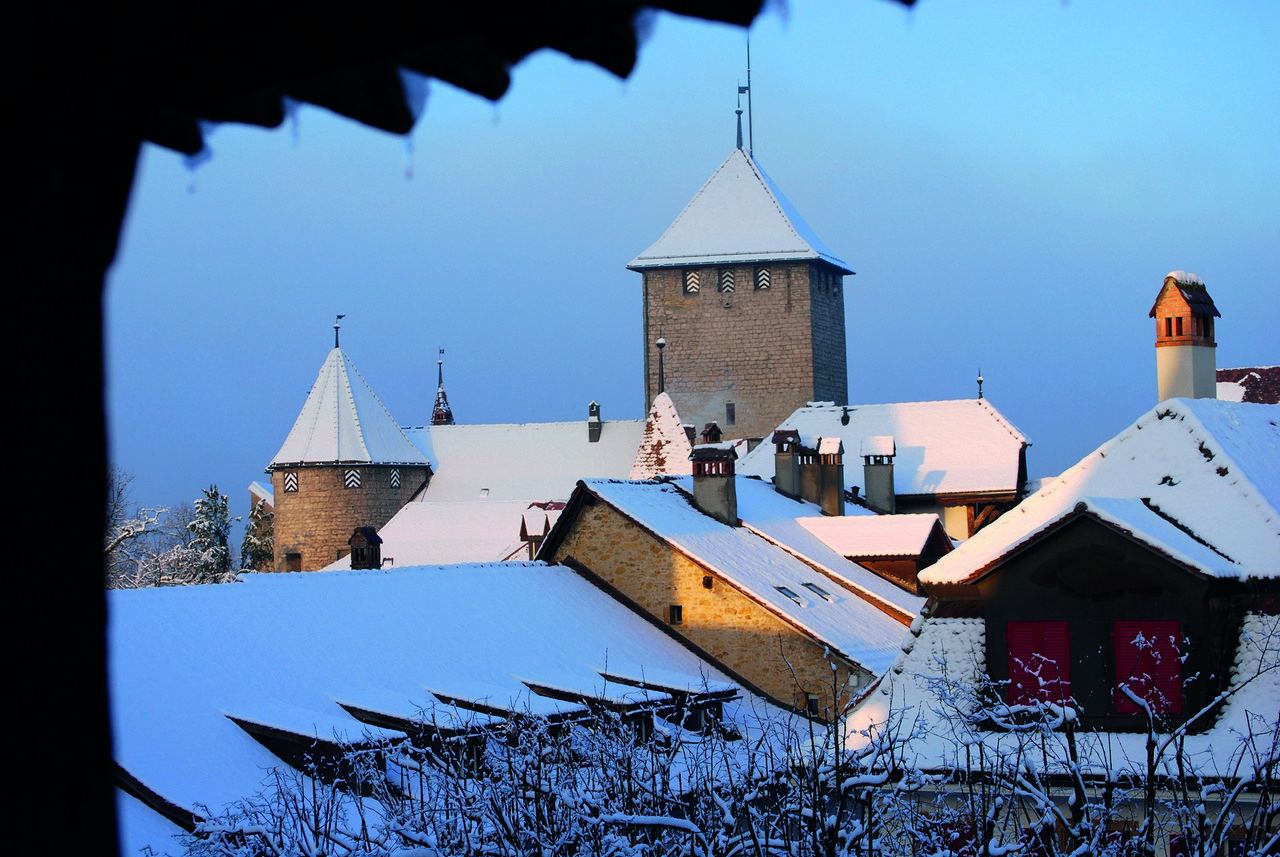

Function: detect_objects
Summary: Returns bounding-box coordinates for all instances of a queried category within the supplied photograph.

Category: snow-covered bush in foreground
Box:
[174,623,1277,857]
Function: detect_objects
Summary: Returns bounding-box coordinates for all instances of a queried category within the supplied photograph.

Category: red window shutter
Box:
[1114,620,1182,714]
[1007,621,1072,705]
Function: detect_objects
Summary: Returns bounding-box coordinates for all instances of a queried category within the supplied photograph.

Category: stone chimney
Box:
[772,429,801,499]
[861,436,896,514]
[588,401,602,442]
[1150,270,1219,402]
[817,437,845,517]
[690,444,738,526]
[797,438,820,507]
[348,526,383,570]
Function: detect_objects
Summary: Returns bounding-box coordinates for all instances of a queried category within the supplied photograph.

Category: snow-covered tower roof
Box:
[627,147,853,274]
[268,347,429,468]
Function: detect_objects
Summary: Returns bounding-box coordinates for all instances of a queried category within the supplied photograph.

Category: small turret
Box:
[1150,271,1219,402]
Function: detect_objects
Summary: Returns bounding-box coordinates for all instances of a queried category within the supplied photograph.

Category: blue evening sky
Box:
[107,0,1278,517]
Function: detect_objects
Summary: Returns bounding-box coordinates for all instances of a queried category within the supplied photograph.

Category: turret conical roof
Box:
[628,147,852,274]
[268,348,429,468]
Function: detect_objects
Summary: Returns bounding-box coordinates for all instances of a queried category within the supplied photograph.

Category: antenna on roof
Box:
[977,368,985,400]
[334,314,346,348]
[737,36,754,157]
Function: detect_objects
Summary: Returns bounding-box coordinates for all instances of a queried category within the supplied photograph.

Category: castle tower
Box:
[1149,270,1219,402]
[266,346,431,572]
[629,143,853,441]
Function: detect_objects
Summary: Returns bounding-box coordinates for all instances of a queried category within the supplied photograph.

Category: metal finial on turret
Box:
[334,314,346,348]
[977,369,985,400]
[432,348,455,425]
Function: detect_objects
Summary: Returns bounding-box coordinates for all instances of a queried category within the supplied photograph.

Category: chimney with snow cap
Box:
[690,444,738,526]
[817,437,845,517]
[861,435,896,514]
[772,429,802,500]
[1150,270,1219,402]
[796,436,821,507]
[588,401,602,443]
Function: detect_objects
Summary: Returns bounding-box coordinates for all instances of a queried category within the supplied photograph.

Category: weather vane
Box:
[334,314,346,348]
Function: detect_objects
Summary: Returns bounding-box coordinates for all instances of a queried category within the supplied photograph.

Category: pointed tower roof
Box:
[268,348,429,468]
[431,350,455,426]
[628,147,852,274]
[630,392,694,479]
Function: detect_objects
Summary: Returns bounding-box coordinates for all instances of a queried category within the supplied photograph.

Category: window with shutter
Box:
[1006,621,1072,706]
[1114,620,1182,714]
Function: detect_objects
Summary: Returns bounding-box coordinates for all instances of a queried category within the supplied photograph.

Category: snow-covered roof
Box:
[110,563,737,824]
[325,499,533,568]
[797,514,947,560]
[269,347,429,468]
[248,480,273,506]
[739,400,1028,499]
[631,392,694,479]
[628,148,852,274]
[726,476,926,620]
[1217,366,1280,405]
[920,399,1280,586]
[579,478,916,674]
[403,418,644,503]
[843,613,1280,773]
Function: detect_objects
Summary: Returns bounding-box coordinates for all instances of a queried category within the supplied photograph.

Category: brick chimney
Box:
[690,444,738,526]
[772,429,801,499]
[348,526,383,570]
[1150,270,1219,402]
[861,436,896,514]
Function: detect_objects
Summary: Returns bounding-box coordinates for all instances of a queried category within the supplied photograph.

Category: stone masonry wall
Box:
[642,261,848,441]
[552,499,866,716]
[270,464,430,572]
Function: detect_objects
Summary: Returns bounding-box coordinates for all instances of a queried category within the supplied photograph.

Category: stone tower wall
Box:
[642,261,847,440]
[270,464,430,572]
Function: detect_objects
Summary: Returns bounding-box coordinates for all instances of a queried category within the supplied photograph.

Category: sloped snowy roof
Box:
[738,400,1028,499]
[579,479,915,674]
[1217,366,1280,405]
[628,148,852,273]
[844,613,1280,773]
[109,563,737,824]
[325,499,532,568]
[631,392,694,479]
[403,419,644,502]
[269,347,429,468]
[797,514,948,560]
[919,399,1280,586]
[724,476,925,620]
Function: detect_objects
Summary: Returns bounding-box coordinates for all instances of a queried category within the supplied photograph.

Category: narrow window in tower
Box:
[683,269,700,294]
[669,605,683,625]
[719,268,735,293]
[755,266,770,290]
[725,402,736,426]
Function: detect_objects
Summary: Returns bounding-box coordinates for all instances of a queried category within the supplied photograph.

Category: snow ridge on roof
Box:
[628,148,852,273]
[269,347,428,468]
[919,399,1280,585]
[739,399,1029,498]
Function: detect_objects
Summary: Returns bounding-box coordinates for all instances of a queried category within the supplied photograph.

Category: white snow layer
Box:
[628,147,851,272]
[110,562,735,821]
[584,478,915,673]
[738,399,1028,499]
[919,399,1280,585]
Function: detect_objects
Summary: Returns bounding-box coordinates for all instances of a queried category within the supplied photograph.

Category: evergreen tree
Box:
[240,498,274,572]
[188,485,238,582]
